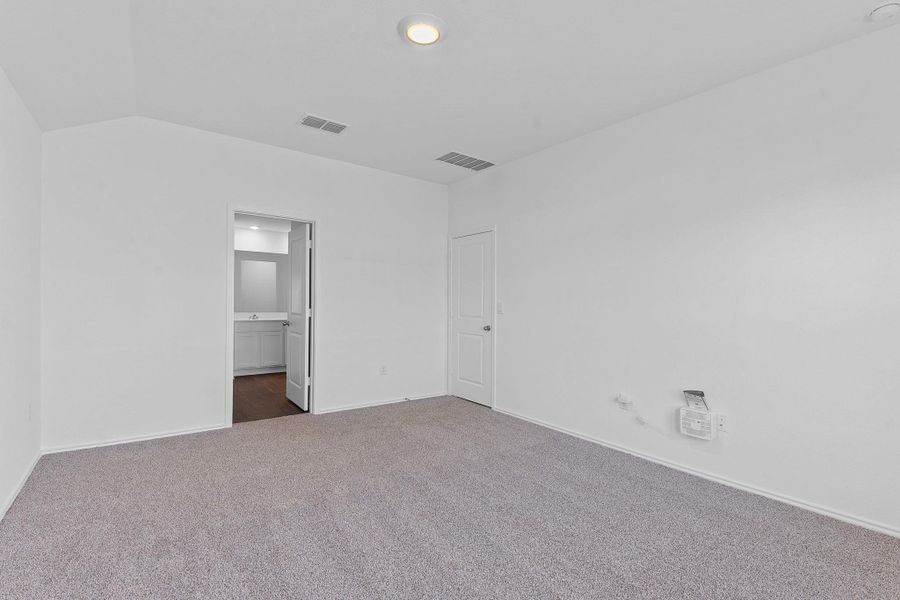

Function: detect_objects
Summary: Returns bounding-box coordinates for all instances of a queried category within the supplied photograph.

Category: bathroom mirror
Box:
[238,260,278,312]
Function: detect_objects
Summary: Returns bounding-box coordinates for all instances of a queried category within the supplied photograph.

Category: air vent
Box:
[320,121,346,134]
[436,152,494,172]
[298,114,348,134]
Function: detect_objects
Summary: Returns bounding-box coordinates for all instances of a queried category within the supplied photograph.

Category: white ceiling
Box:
[0,1,895,183]
[234,213,293,233]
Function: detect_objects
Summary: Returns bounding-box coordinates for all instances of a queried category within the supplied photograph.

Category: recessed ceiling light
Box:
[869,2,900,21]
[407,23,440,45]
[398,14,446,46]
[250,225,260,230]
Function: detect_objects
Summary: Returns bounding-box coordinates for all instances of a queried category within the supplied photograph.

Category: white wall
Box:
[449,28,900,533]
[41,117,448,450]
[0,66,42,518]
[234,227,288,254]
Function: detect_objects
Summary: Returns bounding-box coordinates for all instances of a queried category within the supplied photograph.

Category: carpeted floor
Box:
[1,397,898,599]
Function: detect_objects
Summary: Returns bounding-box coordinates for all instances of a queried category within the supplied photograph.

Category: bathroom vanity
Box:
[234,312,287,374]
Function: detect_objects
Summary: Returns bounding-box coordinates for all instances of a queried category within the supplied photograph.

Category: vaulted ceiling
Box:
[0,1,895,183]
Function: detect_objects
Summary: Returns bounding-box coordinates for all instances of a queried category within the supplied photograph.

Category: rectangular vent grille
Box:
[299,114,348,134]
[320,121,346,134]
[436,152,494,172]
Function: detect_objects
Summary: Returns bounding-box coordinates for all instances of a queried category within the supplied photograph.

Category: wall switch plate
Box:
[380,365,388,376]
[496,301,505,314]
[716,413,728,432]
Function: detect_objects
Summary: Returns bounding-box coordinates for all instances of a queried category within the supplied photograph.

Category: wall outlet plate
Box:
[716,413,728,432]
[614,393,632,410]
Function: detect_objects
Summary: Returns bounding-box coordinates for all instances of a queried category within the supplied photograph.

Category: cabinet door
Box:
[235,332,261,369]
[260,331,285,367]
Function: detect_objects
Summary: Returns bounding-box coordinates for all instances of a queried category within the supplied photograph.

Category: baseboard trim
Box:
[0,451,41,523]
[315,392,447,415]
[494,407,900,539]
[41,423,229,455]
[234,367,286,376]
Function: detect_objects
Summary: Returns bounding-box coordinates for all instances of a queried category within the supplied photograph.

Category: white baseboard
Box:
[40,393,451,452]
[314,392,447,415]
[494,407,900,539]
[234,367,286,376]
[0,451,41,523]
[41,423,229,455]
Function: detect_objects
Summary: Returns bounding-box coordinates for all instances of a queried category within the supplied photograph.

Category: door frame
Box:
[225,208,318,425]
[447,226,497,409]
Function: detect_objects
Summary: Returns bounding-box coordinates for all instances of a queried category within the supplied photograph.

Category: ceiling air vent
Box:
[298,114,348,134]
[436,152,494,172]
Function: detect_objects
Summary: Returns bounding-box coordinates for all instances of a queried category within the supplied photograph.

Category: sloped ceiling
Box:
[0,0,895,183]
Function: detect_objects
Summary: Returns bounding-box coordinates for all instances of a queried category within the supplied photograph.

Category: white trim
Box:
[491,228,498,410]
[0,452,41,522]
[315,393,446,415]
[445,235,452,405]
[234,367,287,377]
[226,208,319,420]
[447,226,497,409]
[494,407,900,539]
[225,209,235,425]
[41,423,228,455]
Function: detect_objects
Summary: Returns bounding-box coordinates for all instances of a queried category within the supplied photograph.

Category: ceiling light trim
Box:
[398,14,447,46]
[868,2,900,21]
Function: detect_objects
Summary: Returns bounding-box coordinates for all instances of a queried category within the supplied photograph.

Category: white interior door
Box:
[286,222,310,410]
[450,231,494,406]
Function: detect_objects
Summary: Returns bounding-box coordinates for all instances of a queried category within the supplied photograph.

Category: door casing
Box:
[225,208,318,425]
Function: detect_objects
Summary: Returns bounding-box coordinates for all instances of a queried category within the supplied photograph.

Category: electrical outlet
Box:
[380,365,388,376]
[716,413,728,432]
[614,393,632,411]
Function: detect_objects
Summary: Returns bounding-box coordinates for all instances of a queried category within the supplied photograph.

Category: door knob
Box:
[282,321,290,326]
[483,325,491,331]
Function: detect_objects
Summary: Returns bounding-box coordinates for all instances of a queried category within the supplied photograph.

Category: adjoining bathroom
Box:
[232,213,313,423]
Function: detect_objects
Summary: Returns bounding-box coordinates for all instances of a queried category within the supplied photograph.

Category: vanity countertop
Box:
[235,312,288,322]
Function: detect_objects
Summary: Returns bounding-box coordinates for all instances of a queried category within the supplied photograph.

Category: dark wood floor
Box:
[233,372,304,423]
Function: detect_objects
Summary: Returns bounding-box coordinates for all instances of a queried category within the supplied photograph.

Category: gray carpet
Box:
[1,397,898,599]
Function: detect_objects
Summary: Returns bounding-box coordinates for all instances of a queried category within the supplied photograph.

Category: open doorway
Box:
[229,212,314,423]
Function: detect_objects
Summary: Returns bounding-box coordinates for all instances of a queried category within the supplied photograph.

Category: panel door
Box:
[450,231,494,406]
[286,222,310,410]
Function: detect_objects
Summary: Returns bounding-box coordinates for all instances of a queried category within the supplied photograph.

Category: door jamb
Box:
[226,208,318,425]
[447,226,497,409]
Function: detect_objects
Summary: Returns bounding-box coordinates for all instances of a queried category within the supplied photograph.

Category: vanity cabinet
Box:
[234,332,261,370]
[259,332,285,366]
[234,321,286,373]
